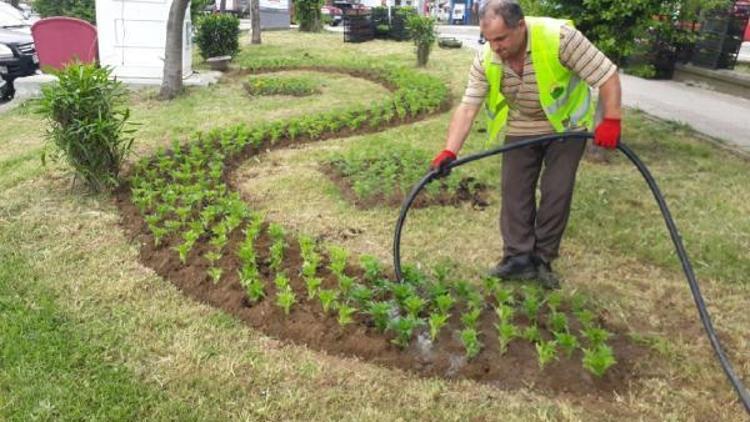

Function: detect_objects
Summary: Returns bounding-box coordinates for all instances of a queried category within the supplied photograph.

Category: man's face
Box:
[480,15,526,60]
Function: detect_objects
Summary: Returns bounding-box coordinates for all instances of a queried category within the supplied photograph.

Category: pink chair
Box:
[31,17,98,71]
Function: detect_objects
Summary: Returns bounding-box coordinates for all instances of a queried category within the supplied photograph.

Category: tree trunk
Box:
[220,0,227,12]
[251,0,262,44]
[10,0,19,8]
[159,0,190,100]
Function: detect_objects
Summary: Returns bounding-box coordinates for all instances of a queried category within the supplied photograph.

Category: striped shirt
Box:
[462,24,617,136]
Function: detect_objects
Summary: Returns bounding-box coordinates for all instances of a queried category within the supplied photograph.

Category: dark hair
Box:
[479,0,524,28]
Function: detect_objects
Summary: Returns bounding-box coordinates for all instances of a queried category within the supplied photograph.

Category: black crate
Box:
[343,13,374,43]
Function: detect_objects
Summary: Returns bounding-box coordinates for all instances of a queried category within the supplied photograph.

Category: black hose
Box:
[392,132,750,414]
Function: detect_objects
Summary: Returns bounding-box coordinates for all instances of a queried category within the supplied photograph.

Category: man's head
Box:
[479,0,526,60]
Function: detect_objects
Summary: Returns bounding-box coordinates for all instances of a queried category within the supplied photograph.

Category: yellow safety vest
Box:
[483,16,594,141]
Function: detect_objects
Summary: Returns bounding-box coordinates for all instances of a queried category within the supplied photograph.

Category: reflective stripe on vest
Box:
[482,16,595,142]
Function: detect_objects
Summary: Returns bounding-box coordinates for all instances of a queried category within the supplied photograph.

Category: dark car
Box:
[0,9,38,101]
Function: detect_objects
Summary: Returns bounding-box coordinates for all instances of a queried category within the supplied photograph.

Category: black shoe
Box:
[488,254,537,280]
[478,38,486,45]
[533,256,561,290]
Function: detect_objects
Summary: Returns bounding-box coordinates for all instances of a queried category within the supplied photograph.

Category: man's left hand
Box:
[594,118,621,149]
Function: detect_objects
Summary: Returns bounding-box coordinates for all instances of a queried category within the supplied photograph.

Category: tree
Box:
[159,0,190,100]
[294,0,324,32]
[251,0,262,44]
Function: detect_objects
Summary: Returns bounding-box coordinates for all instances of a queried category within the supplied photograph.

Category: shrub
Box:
[406,14,436,67]
[294,0,324,32]
[39,63,134,192]
[195,13,240,60]
[33,0,95,23]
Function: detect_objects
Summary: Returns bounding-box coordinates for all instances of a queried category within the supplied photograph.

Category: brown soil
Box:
[114,66,650,404]
[320,163,490,210]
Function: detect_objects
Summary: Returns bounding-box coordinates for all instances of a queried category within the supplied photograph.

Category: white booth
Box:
[96,0,192,81]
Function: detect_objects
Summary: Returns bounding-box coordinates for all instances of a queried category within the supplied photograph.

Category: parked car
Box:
[0,6,37,101]
[321,5,342,26]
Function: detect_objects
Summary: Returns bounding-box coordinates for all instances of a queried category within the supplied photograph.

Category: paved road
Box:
[436,25,750,153]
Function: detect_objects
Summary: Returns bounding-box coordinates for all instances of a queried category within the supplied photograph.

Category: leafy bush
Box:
[245,75,321,96]
[33,0,95,23]
[195,13,240,60]
[406,14,437,67]
[39,63,134,192]
[294,0,324,32]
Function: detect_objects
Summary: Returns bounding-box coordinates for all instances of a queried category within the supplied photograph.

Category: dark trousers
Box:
[500,133,586,262]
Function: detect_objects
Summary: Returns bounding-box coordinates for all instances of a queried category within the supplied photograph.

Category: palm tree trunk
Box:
[251,0,262,44]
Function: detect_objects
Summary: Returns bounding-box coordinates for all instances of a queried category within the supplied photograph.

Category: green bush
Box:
[195,13,241,60]
[38,64,135,192]
[406,14,436,67]
[294,0,324,32]
[33,0,95,23]
[245,75,321,96]
[191,0,214,22]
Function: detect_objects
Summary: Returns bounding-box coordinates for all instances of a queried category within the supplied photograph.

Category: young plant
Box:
[545,291,563,312]
[428,313,450,341]
[461,307,482,329]
[494,286,515,307]
[434,293,455,315]
[460,328,482,359]
[523,324,542,344]
[554,331,579,358]
[582,327,612,347]
[403,295,426,318]
[276,286,296,315]
[390,282,416,305]
[496,320,518,355]
[494,304,514,323]
[204,250,222,266]
[359,254,382,281]
[522,292,541,323]
[337,304,358,326]
[389,315,423,349]
[574,309,596,329]
[366,301,392,332]
[269,224,286,272]
[536,340,558,369]
[350,285,373,306]
[548,311,569,333]
[305,276,323,299]
[338,274,355,295]
[327,245,349,277]
[582,344,617,377]
[208,266,223,284]
[482,276,500,295]
[274,273,290,290]
[318,289,339,314]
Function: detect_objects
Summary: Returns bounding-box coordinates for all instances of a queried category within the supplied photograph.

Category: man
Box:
[430,0,621,288]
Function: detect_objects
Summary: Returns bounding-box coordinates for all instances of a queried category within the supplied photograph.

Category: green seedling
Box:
[482,276,500,294]
[574,309,596,329]
[460,328,482,359]
[337,304,358,326]
[359,254,382,281]
[545,291,563,312]
[548,311,568,333]
[276,287,296,315]
[174,241,192,264]
[582,327,612,347]
[327,245,349,276]
[350,285,373,305]
[302,259,319,279]
[237,241,256,265]
[367,301,392,332]
[434,293,455,315]
[461,307,482,329]
[401,264,427,287]
[536,340,558,369]
[207,267,223,284]
[318,289,339,314]
[270,241,284,272]
[583,344,617,377]
[522,294,541,323]
[390,282,415,305]
[305,277,322,299]
[428,313,450,341]
[337,274,355,295]
[554,331,579,358]
[274,273,290,290]
[523,325,542,344]
[493,286,515,306]
[494,304,514,323]
[390,315,423,349]
[204,250,222,266]
[403,295,426,317]
[496,320,518,355]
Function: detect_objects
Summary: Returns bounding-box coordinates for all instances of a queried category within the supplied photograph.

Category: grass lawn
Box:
[1,30,749,420]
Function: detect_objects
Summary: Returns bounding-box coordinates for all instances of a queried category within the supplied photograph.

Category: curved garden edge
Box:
[113,62,650,401]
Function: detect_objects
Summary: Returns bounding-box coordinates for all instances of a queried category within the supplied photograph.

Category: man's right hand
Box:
[430,149,457,177]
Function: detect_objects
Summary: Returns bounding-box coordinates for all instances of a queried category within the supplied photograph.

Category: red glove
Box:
[430,149,456,177]
[594,118,621,149]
